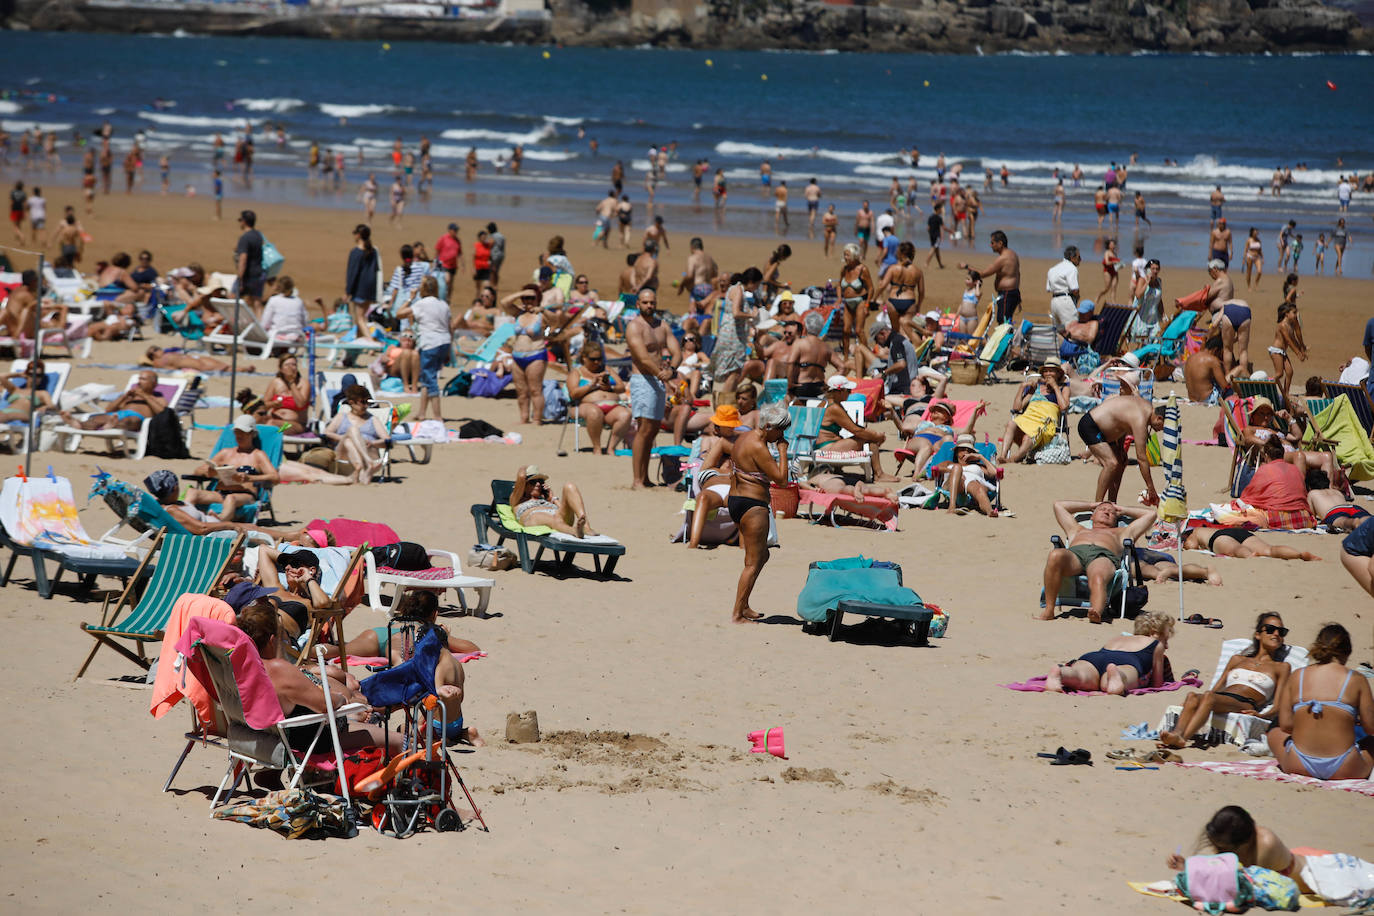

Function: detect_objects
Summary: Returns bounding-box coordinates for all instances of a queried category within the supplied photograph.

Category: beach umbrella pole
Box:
[228,296,241,426]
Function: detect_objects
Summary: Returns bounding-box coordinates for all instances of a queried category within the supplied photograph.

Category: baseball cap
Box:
[233,414,256,434]
[447,222,459,230]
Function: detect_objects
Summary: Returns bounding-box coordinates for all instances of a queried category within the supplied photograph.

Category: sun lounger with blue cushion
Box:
[797,557,933,645]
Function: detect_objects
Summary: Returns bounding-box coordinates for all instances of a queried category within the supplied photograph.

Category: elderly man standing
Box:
[1175,259,1233,314]
[626,287,680,490]
[1046,246,1081,331]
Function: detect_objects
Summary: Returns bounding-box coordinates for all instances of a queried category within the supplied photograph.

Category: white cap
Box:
[924,310,941,323]
[1250,369,1270,380]
[233,414,256,434]
[1120,351,1141,368]
[826,374,857,391]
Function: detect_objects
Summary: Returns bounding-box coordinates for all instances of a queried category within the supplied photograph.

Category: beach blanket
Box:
[0,475,128,560]
[796,565,919,624]
[307,518,400,548]
[797,489,899,531]
[1127,879,1327,907]
[1000,674,1201,696]
[1187,499,1320,533]
[1173,758,1374,798]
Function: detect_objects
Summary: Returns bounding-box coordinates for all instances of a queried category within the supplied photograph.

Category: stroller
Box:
[352,619,487,838]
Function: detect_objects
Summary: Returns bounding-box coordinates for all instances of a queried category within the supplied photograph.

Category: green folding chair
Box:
[1233,377,1285,411]
[74,529,245,680]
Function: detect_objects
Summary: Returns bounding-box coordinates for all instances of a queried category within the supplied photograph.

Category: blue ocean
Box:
[2,33,1371,270]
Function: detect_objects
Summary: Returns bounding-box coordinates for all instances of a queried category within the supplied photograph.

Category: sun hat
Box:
[710,404,742,428]
[928,401,953,418]
[522,465,548,481]
[924,310,941,324]
[1040,356,1065,375]
[1250,396,1273,413]
[1120,351,1142,368]
[233,414,257,434]
[778,290,794,302]
[826,374,856,391]
[954,433,977,451]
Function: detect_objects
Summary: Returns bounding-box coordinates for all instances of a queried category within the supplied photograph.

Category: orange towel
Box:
[150,593,237,726]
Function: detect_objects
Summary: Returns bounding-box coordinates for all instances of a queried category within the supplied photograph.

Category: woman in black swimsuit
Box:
[876,241,924,339]
[1182,526,1320,562]
[1045,610,1173,695]
[728,405,791,623]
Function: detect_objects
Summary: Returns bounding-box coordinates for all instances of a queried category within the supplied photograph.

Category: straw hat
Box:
[710,405,742,428]
[1039,356,1065,377]
[521,464,548,481]
[954,434,977,451]
[1250,396,1274,414]
[826,374,857,391]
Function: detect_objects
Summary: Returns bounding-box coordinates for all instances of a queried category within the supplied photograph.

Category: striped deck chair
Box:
[1322,381,1374,438]
[1233,377,1285,411]
[74,529,245,680]
[1090,304,1137,360]
[1024,324,1059,369]
[293,544,369,674]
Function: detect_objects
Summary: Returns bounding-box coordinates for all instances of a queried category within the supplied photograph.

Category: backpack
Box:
[467,368,511,399]
[369,541,430,571]
[542,379,569,422]
[144,408,191,460]
[457,418,504,439]
[444,371,472,397]
[1175,853,1253,915]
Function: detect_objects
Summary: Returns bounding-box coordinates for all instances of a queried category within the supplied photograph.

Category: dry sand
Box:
[0,185,1370,912]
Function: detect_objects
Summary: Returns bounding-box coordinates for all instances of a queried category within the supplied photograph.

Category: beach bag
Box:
[333,745,385,797]
[1299,853,1374,907]
[370,541,428,571]
[467,368,510,399]
[1242,867,1299,911]
[457,418,503,439]
[1034,432,1071,465]
[542,379,569,422]
[925,602,950,638]
[144,408,191,460]
[1074,349,1101,374]
[299,446,336,471]
[468,544,518,572]
[260,239,285,280]
[1175,853,1252,914]
[445,371,472,397]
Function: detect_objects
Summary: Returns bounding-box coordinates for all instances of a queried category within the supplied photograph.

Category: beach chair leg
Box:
[73,630,107,681]
[912,614,930,647]
[828,608,845,642]
[472,586,491,617]
[1,550,17,587]
[33,555,53,599]
[517,536,534,574]
[163,738,196,792]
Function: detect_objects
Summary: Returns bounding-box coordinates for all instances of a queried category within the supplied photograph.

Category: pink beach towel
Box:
[796,489,899,532]
[177,616,286,730]
[1174,759,1374,798]
[150,594,238,726]
[308,518,401,548]
[1000,674,1202,696]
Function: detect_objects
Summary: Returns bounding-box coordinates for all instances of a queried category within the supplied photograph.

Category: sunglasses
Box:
[1260,624,1289,637]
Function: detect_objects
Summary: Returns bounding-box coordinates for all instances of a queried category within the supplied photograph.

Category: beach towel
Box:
[1127,879,1326,908]
[177,616,285,730]
[308,518,401,548]
[1173,758,1374,798]
[795,566,919,624]
[796,489,899,531]
[1000,674,1201,696]
[0,475,128,560]
[1304,395,1374,482]
[150,594,237,726]
[1187,499,1320,533]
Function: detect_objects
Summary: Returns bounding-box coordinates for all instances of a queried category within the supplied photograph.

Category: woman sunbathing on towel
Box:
[1181,525,1321,562]
[1268,623,1374,781]
[815,375,898,482]
[1159,612,1291,749]
[1165,806,1312,892]
[512,464,598,537]
[235,599,402,753]
[1045,610,1174,695]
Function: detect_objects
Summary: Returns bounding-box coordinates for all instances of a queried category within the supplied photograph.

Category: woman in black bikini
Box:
[728,405,791,623]
[1159,612,1291,749]
[837,243,873,357]
[1182,526,1320,562]
[875,241,924,339]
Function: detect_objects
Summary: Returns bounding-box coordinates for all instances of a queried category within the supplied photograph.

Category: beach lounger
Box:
[1156,639,1310,750]
[363,544,494,616]
[470,480,626,578]
[1,358,69,452]
[1041,530,1142,622]
[74,529,245,680]
[179,615,365,809]
[760,378,788,406]
[797,558,933,645]
[1321,381,1374,438]
[796,400,873,481]
[88,473,272,548]
[1090,303,1136,360]
[1131,310,1200,368]
[1233,377,1286,411]
[201,299,296,359]
[52,374,190,460]
[0,474,147,599]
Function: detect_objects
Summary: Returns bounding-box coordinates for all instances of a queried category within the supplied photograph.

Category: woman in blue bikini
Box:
[500,284,551,424]
[1045,610,1174,695]
[1269,623,1374,781]
[1215,297,1252,380]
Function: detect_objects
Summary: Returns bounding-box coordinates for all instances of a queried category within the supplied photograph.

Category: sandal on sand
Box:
[1038,746,1093,766]
[1141,749,1183,764]
[1106,749,1140,760]
[1183,614,1223,629]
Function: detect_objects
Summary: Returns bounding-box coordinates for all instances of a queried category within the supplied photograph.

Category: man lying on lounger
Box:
[60,369,165,431]
[1038,499,1156,623]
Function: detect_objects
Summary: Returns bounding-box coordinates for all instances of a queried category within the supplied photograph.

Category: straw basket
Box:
[769,482,800,518]
[949,360,985,385]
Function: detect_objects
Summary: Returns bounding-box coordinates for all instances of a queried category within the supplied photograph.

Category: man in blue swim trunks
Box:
[626,287,680,490]
[59,369,166,431]
[677,236,718,308]
[1340,515,1374,597]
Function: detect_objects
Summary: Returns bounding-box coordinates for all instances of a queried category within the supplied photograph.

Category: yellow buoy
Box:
[923,80,930,87]
[382,43,391,51]
[542,50,551,59]
[761,73,768,81]
[705,58,713,66]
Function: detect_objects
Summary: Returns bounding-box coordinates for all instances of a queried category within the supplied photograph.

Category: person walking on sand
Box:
[959,230,1020,323]
[728,404,791,623]
[855,200,874,260]
[1210,217,1233,268]
[358,173,378,224]
[594,188,616,249]
[388,174,406,227]
[625,287,680,490]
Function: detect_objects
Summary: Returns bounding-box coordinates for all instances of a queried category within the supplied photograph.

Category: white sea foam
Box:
[714,140,896,166]
[318,103,414,119]
[1,119,74,132]
[351,137,575,163]
[439,123,557,146]
[232,97,306,113]
[138,111,258,128]
[0,101,21,115]
[543,115,583,126]
[93,107,116,115]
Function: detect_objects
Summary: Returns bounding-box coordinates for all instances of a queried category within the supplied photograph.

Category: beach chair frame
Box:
[470,480,625,578]
[1041,533,1142,621]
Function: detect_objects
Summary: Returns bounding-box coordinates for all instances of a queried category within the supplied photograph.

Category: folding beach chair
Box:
[291,544,369,673]
[74,529,245,680]
[454,323,518,367]
[1303,395,1374,482]
[184,423,284,523]
[1233,377,1285,411]
[202,299,295,359]
[1089,304,1136,361]
[1322,381,1374,438]
[975,322,1016,383]
[181,616,365,810]
[470,480,626,577]
[52,374,190,460]
[1024,324,1059,369]
[1218,397,1261,497]
[0,475,146,599]
[797,400,873,482]
[1131,310,1198,368]
[88,473,272,549]
[1040,531,1143,622]
[918,440,1004,511]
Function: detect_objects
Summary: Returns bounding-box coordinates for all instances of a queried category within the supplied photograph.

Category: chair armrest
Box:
[427,548,460,569]
[279,702,368,728]
[180,474,214,484]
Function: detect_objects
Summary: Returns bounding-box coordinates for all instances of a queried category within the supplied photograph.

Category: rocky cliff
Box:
[9,0,1372,52]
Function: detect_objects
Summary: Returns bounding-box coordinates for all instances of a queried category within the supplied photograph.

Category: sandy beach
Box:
[1,183,1370,912]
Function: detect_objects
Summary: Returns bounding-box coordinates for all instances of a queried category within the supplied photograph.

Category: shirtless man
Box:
[1183,334,1230,405]
[765,321,798,381]
[1209,185,1225,227]
[50,213,83,264]
[3,270,37,336]
[144,345,234,373]
[1038,499,1157,623]
[1077,395,1166,504]
[960,230,1020,323]
[678,237,718,306]
[61,370,167,431]
[631,240,659,293]
[1105,185,1123,230]
[594,189,617,249]
[1209,217,1233,268]
[1306,468,1370,533]
[617,254,638,296]
[1177,259,1234,314]
[625,287,680,489]
[854,201,874,260]
[804,178,821,236]
[773,181,789,233]
[786,310,842,399]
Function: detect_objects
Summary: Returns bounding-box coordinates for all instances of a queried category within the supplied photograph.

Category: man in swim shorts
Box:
[960,230,1021,323]
[1039,499,1157,622]
[1209,186,1225,227]
[1209,218,1232,268]
[625,287,680,490]
[1077,395,1166,504]
[60,369,167,431]
[854,201,874,260]
[678,236,718,306]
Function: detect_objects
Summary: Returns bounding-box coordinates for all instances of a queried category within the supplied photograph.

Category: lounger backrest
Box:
[1161,310,1198,342]
[491,479,516,509]
[1322,382,1374,434]
[118,532,240,635]
[1092,304,1137,357]
[1233,378,1284,411]
[1209,638,1309,689]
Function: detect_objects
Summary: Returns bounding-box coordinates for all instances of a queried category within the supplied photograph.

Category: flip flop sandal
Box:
[1205,618,1224,629]
[1143,749,1183,764]
[1037,747,1092,766]
[1182,614,1208,626]
[1181,669,1201,681]
[1106,749,1141,760]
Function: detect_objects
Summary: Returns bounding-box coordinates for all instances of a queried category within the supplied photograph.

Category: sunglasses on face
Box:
[1260,624,1289,637]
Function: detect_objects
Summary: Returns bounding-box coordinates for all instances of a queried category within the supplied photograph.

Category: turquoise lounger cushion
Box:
[796,567,921,623]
